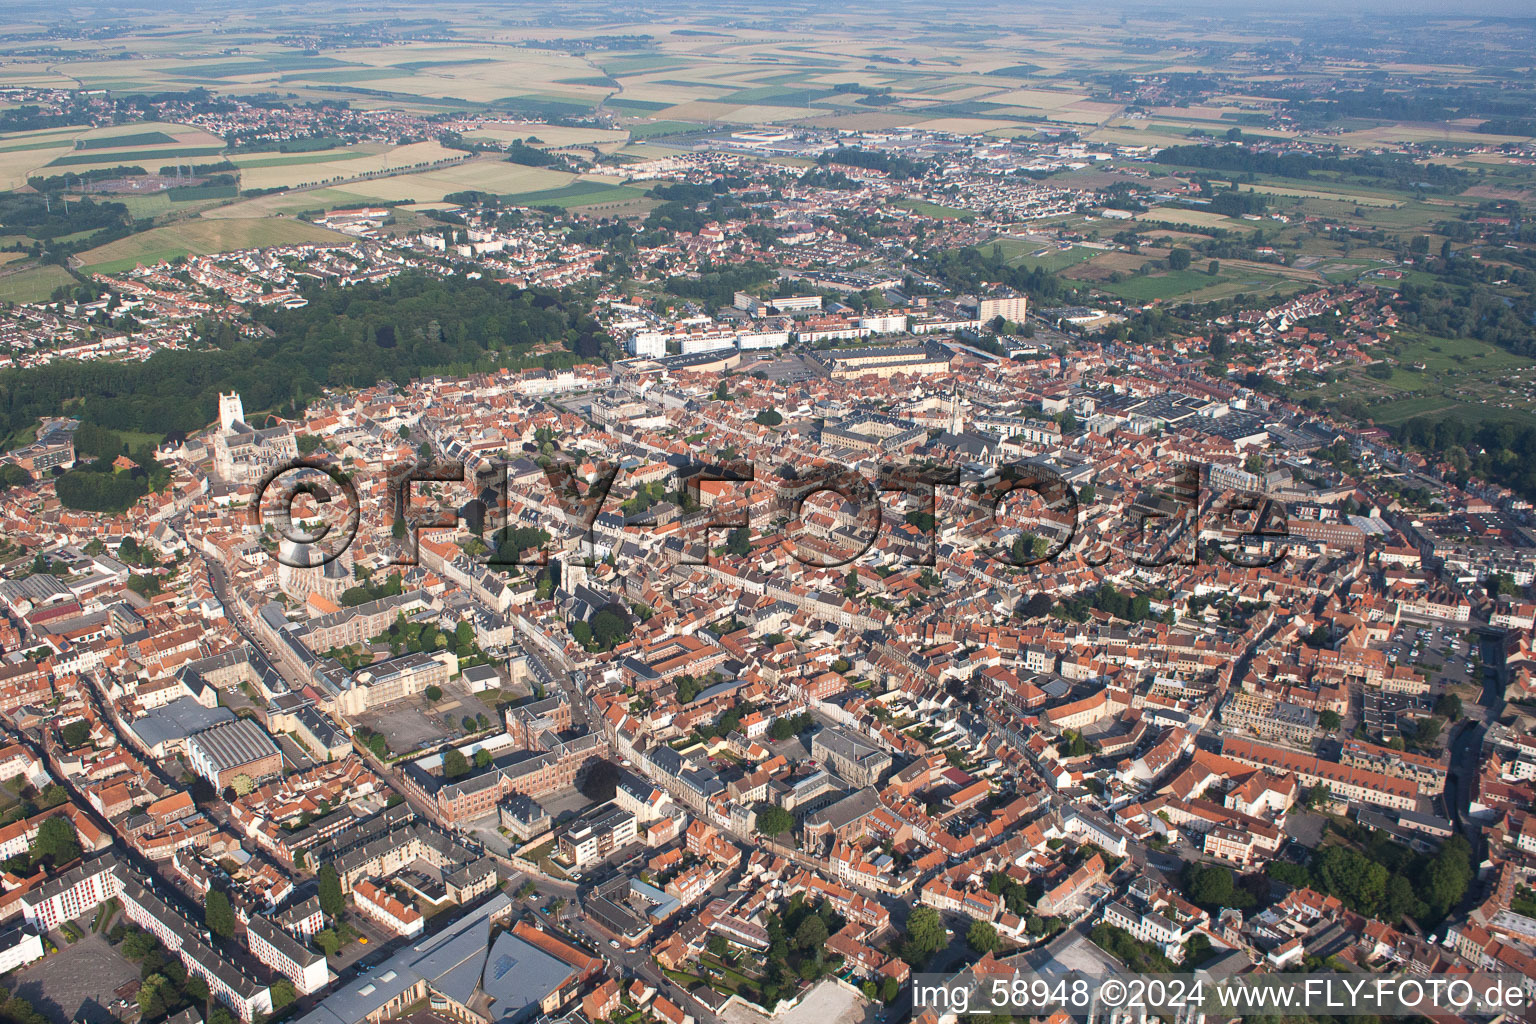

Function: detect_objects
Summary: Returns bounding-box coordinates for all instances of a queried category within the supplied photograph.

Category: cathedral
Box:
[210,392,298,484]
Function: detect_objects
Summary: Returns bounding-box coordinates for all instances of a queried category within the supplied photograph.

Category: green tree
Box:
[425,684,443,702]
[966,919,999,953]
[366,732,389,758]
[315,929,341,957]
[795,914,829,951]
[1319,709,1342,732]
[708,935,728,957]
[121,931,157,961]
[1167,248,1192,271]
[443,748,471,779]
[904,906,946,961]
[474,749,493,769]
[318,863,344,920]
[60,720,91,747]
[137,974,171,1017]
[755,805,794,836]
[270,978,297,1011]
[205,888,236,939]
[30,815,79,867]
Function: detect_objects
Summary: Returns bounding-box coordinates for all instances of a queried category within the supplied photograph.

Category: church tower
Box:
[218,392,245,432]
[947,384,964,434]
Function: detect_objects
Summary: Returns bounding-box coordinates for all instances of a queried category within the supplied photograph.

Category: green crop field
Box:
[0,265,77,303]
[624,121,708,139]
[77,218,351,274]
[502,181,649,208]
[48,146,225,168]
[73,131,177,150]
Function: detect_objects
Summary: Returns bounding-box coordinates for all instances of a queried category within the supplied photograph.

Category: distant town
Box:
[0,5,1534,1024]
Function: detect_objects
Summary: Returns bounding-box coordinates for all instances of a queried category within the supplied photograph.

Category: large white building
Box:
[17,855,118,931]
[247,917,329,995]
[978,294,1028,324]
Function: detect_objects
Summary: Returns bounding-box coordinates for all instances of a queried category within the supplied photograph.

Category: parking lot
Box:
[13,934,140,1024]
[356,699,454,754]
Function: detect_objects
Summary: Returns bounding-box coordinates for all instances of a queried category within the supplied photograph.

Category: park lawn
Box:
[0,265,77,303]
[1016,244,1101,272]
[1390,333,1534,375]
[77,218,351,273]
[981,236,1101,271]
[1291,332,1536,426]
[1092,268,1237,303]
[894,198,972,219]
[1366,395,1529,427]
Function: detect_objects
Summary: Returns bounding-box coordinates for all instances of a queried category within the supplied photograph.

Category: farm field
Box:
[500,180,650,209]
[0,265,78,303]
[462,125,629,148]
[1133,207,1246,230]
[0,120,228,186]
[234,140,465,191]
[75,218,351,274]
[227,146,390,170]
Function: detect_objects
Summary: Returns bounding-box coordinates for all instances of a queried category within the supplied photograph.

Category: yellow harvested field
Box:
[1134,207,1243,229]
[79,120,223,147]
[236,140,465,191]
[720,104,822,124]
[901,116,1031,135]
[202,188,388,219]
[296,160,574,204]
[0,125,88,150]
[0,141,77,189]
[1331,124,1535,146]
[989,88,1087,109]
[1240,184,1398,207]
[1055,101,1123,123]
[0,67,78,89]
[644,100,741,121]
